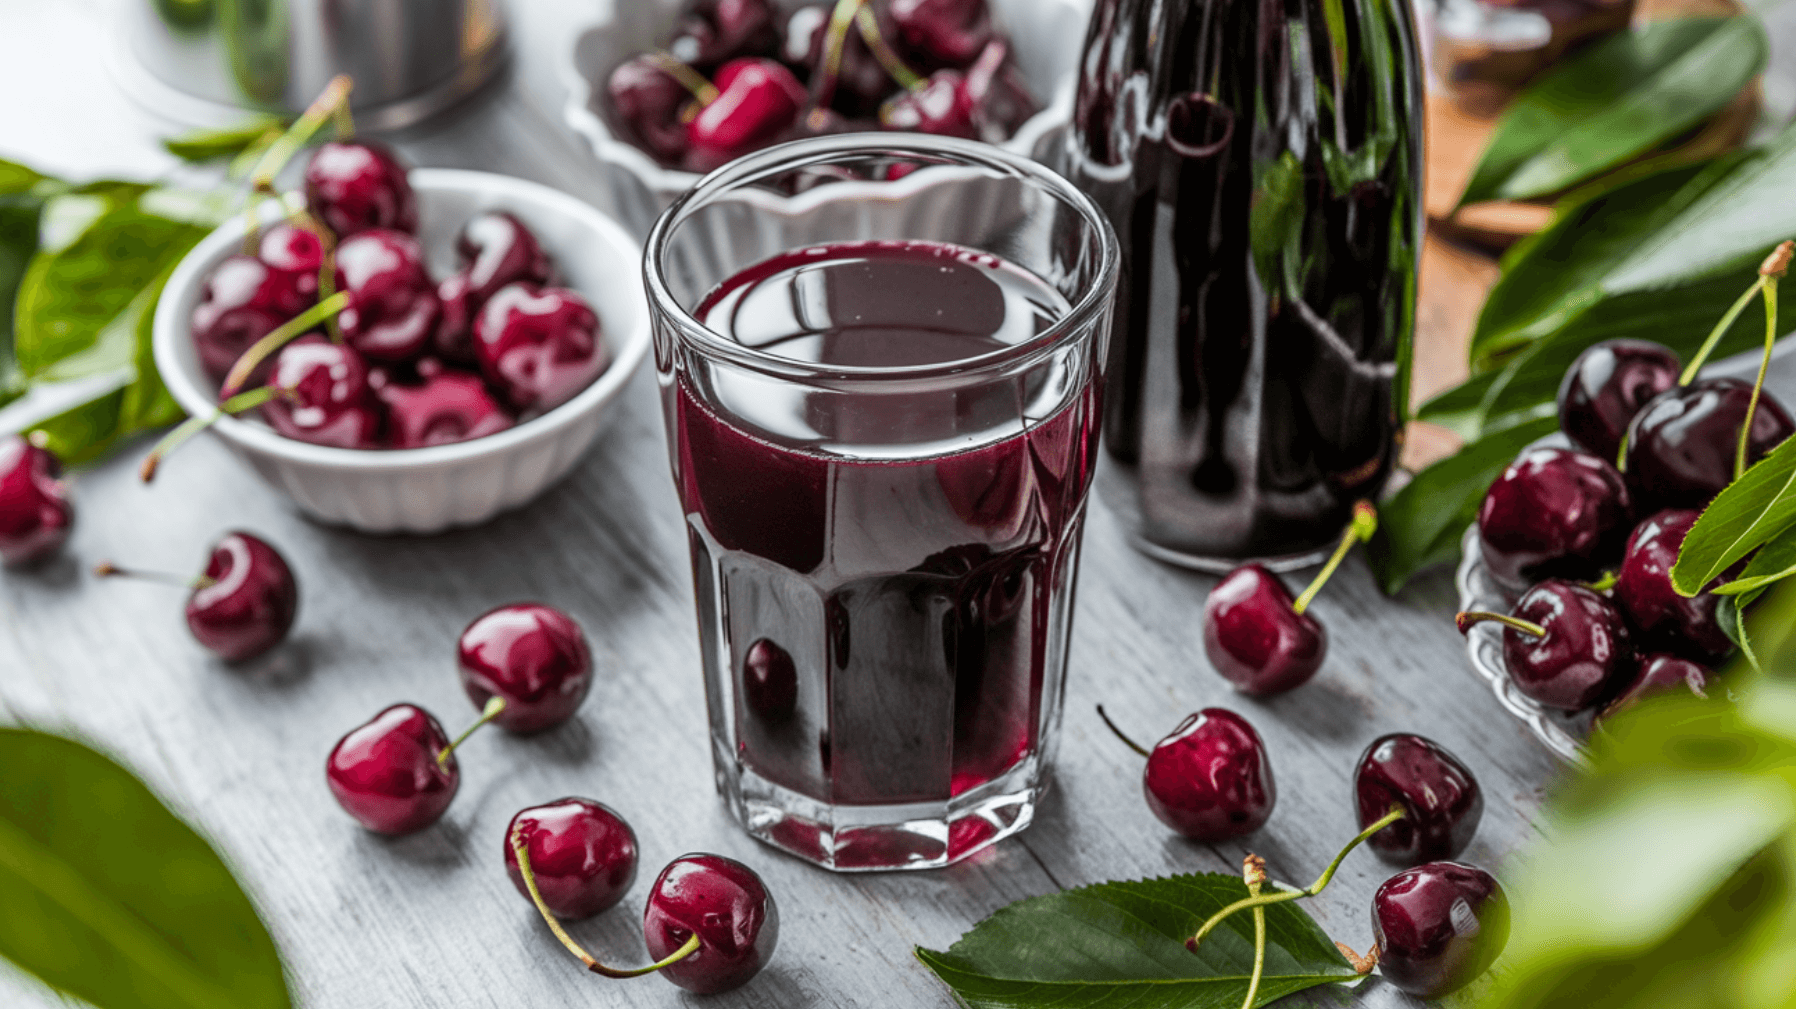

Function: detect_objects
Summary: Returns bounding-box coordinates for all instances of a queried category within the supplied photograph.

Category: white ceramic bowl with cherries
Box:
[153,169,651,534]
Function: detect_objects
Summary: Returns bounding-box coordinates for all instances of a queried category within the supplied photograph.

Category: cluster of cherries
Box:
[1100,707,1507,999]
[608,0,1037,173]
[1458,317,1796,720]
[324,602,777,994]
[190,139,608,454]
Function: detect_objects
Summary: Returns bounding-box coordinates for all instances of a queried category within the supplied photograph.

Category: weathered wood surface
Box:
[3,1,1795,1006]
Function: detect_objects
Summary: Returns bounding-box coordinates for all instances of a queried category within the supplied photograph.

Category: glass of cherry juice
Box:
[644,135,1119,871]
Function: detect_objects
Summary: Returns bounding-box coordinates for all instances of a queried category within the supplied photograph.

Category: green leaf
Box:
[1366,415,1560,594]
[25,390,127,467]
[13,204,206,380]
[1461,17,1768,206]
[1712,523,1796,598]
[1671,434,1796,595]
[0,194,46,406]
[917,873,1357,1009]
[161,116,286,163]
[0,728,291,1009]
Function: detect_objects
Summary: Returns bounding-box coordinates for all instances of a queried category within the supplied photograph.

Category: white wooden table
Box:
[4,2,1793,1006]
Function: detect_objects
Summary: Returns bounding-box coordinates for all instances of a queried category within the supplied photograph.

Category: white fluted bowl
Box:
[152,169,651,534]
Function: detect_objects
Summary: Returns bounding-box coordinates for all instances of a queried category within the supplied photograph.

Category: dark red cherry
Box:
[1458,580,1634,711]
[1556,339,1680,462]
[881,71,979,138]
[326,703,458,835]
[334,228,441,363]
[457,211,553,303]
[504,798,638,919]
[786,4,892,118]
[0,436,73,566]
[473,284,608,414]
[1598,653,1712,724]
[1613,509,1733,663]
[1203,564,1324,695]
[742,638,797,722]
[667,0,780,70]
[1141,709,1275,841]
[258,222,326,276]
[260,336,383,449]
[1371,862,1510,999]
[887,0,995,71]
[191,254,314,382]
[1476,447,1632,591]
[1354,734,1482,865]
[607,56,698,167]
[958,39,1038,140]
[643,854,778,995]
[1625,378,1796,512]
[685,58,806,173]
[374,362,513,449]
[457,602,594,733]
[303,140,418,239]
[184,531,298,662]
[434,273,480,362]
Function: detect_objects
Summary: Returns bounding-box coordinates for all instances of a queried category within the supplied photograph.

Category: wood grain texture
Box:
[3,1,1794,1007]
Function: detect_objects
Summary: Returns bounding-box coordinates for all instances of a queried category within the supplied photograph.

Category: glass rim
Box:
[641,132,1119,384]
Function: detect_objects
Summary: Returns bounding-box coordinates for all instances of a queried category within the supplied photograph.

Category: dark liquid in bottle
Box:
[1067,0,1422,562]
[673,241,1097,815]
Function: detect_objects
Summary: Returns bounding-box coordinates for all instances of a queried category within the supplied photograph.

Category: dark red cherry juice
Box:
[673,241,1097,808]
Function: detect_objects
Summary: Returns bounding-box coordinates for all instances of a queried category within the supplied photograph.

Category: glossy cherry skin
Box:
[1371,862,1510,1000]
[184,531,298,662]
[1556,339,1680,462]
[643,854,779,995]
[887,0,995,71]
[434,212,554,360]
[1203,564,1325,695]
[742,638,797,722]
[1476,447,1632,590]
[504,798,638,919]
[668,0,780,70]
[303,140,418,238]
[686,58,807,172]
[1598,653,1713,727]
[473,284,607,413]
[191,254,314,382]
[258,222,327,276]
[457,602,594,733]
[881,71,979,138]
[1141,709,1276,841]
[1613,509,1733,663]
[608,56,697,167]
[374,363,514,449]
[0,436,73,566]
[1355,734,1482,865]
[1625,378,1796,512]
[1497,580,1634,711]
[334,228,441,363]
[326,703,458,835]
[260,337,383,449]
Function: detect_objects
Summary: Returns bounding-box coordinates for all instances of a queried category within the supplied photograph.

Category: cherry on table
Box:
[474,284,608,414]
[191,254,315,382]
[887,0,995,71]
[261,336,384,449]
[335,228,441,363]
[1556,339,1680,462]
[1613,509,1733,663]
[1457,580,1634,711]
[505,798,638,919]
[1371,861,1510,1000]
[304,139,418,239]
[685,58,807,172]
[1127,707,1276,841]
[1476,446,1632,591]
[374,362,514,449]
[0,435,73,567]
[607,55,699,167]
[1598,652,1712,725]
[326,703,459,835]
[667,0,781,71]
[643,853,779,994]
[1624,377,1796,512]
[458,602,594,733]
[1354,734,1482,865]
[97,531,299,662]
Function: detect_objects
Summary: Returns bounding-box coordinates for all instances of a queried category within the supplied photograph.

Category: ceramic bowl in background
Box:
[152,168,651,535]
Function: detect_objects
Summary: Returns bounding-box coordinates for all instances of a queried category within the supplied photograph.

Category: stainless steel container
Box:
[118,0,507,130]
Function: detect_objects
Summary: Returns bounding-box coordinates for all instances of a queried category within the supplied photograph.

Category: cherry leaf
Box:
[1671,433,1796,596]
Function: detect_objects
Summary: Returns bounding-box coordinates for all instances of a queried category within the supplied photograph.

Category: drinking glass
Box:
[643,134,1118,871]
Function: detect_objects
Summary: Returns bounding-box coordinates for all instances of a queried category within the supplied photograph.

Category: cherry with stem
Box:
[218,290,352,399]
[510,825,701,978]
[139,386,289,482]
[241,75,355,249]
[437,696,507,771]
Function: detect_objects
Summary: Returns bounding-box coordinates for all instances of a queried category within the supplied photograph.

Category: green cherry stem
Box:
[1239,855,1268,1009]
[139,386,287,482]
[247,75,354,195]
[1186,806,1406,954]
[218,290,351,400]
[642,51,720,106]
[437,697,506,770]
[1095,705,1152,759]
[1455,611,1546,638]
[811,0,863,115]
[92,562,215,591]
[1737,242,1791,478]
[1291,501,1378,615]
[511,826,702,978]
[854,3,925,91]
